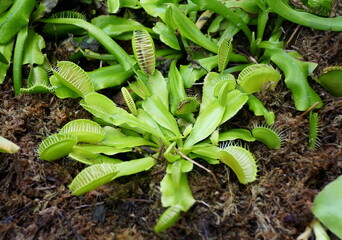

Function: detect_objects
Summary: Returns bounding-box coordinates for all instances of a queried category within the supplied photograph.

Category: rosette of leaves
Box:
[38,48,284,231]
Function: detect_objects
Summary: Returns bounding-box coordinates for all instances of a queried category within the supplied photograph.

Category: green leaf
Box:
[136,109,165,140]
[69,146,123,165]
[146,70,169,109]
[169,60,187,114]
[247,94,275,125]
[184,101,224,148]
[160,162,195,211]
[191,0,252,41]
[139,0,181,20]
[87,64,134,91]
[312,175,342,239]
[22,30,46,65]
[165,4,218,53]
[101,126,157,148]
[0,51,8,64]
[81,93,165,140]
[270,49,322,111]
[181,56,219,88]
[176,97,199,115]
[129,76,151,100]
[12,25,28,95]
[0,0,13,15]
[142,95,181,137]
[43,11,87,36]
[190,143,220,162]
[265,0,342,31]
[153,22,180,50]
[73,144,130,156]
[0,0,35,44]
[220,90,248,124]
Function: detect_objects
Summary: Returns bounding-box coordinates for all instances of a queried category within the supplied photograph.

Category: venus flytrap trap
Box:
[308,111,320,150]
[314,66,342,97]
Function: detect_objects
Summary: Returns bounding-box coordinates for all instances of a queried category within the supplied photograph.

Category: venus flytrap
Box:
[32,1,308,233]
[20,66,55,94]
[38,54,285,232]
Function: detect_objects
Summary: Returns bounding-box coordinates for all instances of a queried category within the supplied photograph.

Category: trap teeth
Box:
[59,119,106,144]
[38,134,77,161]
[237,64,281,93]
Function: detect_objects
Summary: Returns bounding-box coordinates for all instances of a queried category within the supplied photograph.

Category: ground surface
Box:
[0,3,341,240]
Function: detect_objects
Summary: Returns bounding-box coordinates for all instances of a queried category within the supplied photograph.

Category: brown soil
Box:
[0,8,341,240]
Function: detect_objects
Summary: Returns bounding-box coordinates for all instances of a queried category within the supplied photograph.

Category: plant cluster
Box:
[0,0,341,236]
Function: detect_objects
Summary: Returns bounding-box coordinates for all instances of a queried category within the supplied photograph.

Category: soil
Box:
[0,2,341,240]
